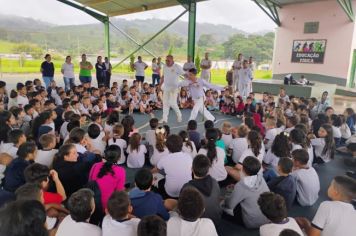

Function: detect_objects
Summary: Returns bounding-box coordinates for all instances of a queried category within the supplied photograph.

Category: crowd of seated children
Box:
[1,75,356,236]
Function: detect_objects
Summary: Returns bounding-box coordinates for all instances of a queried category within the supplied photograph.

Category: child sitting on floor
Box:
[35,133,58,168]
[167,187,218,236]
[224,156,269,229]
[258,192,303,236]
[129,168,171,221]
[296,175,356,236]
[291,149,320,206]
[102,191,140,236]
[108,124,127,165]
[267,157,297,209]
[127,133,147,169]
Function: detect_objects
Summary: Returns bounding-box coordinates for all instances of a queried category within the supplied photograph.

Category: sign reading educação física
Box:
[291,39,327,64]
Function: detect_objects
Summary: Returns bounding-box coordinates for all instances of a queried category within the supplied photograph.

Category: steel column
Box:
[337,0,354,22]
[104,17,110,59]
[187,0,197,61]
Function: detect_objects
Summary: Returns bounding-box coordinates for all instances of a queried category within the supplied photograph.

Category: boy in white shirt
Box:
[229,125,249,164]
[264,116,280,150]
[87,124,106,156]
[296,175,356,236]
[154,134,192,198]
[16,83,29,107]
[285,116,298,133]
[167,187,218,236]
[291,149,320,206]
[0,129,27,158]
[258,192,303,236]
[56,189,101,236]
[35,133,58,168]
[102,191,140,236]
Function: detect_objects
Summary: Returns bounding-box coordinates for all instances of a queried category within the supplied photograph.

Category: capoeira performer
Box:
[237,60,254,99]
[180,68,224,121]
[200,52,212,82]
[159,55,184,123]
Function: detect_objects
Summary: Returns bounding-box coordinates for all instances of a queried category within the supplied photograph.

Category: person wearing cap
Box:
[179,68,223,121]
[40,54,55,89]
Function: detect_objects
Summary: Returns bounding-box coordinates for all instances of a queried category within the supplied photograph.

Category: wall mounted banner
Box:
[291,39,327,64]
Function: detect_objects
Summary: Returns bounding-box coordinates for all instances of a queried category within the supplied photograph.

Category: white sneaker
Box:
[177,117,182,123]
[159,119,167,124]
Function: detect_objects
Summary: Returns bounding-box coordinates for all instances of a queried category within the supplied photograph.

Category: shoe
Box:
[159,119,167,124]
[213,118,218,124]
[177,117,182,123]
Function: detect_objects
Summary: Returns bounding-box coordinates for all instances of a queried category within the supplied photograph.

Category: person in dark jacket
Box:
[129,168,170,221]
[187,120,201,151]
[182,154,222,225]
[3,142,37,192]
[267,157,297,209]
[52,144,100,197]
[95,56,106,87]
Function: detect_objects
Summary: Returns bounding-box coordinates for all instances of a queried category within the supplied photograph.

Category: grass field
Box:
[0,58,272,83]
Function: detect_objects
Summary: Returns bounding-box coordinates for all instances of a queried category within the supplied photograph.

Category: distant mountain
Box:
[0,14,53,31]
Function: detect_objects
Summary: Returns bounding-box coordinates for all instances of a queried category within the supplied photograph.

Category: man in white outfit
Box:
[232,53,243,92]
[180,68,223,121]
[200,52,212,82]
[238,60,253,99]
[160,55,184,123]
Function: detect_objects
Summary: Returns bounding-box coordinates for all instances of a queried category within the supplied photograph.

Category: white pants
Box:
[239,82,249,99]
[232,70,239,91]
[162,89,182,122]
[189,97,215,121]
[201,69,211,83]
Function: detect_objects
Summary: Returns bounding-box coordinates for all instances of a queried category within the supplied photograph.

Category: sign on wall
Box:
[291,39,327,64]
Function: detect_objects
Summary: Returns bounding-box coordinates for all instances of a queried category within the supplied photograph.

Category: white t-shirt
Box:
[0,143,18,158]
[162,63,185,91]
[265,128,281,150]
[198,147,227,182]
[221,134,233,148]
[239,145,265,164]
[183,62,196,71]
[102,215,140,236]
[152,63,159,75]
[167,215,218,236]
[291,167,320,206]
[35,149,58,167]
[108,138,127,165]
[150,146,169,166]
[263,149,280,169]
[340,124,352,139]
[291,143,314,167]
[17,95,29,107]
[332,126,342,139]
[312,201,356,236]
[89,134,106,156]
[60,121,69,140]
[126,144,147,168]
[157,152,192,198]
[56,215,101,236]
[182,141,197,159]
[61,62,75,78]
[229,138,248,164]
[311,138,331,163]
[134,61,148,77]
[260,217,303,236]
[145,130,156,146]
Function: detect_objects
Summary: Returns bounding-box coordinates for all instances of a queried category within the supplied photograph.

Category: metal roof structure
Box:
[257,0,326,7]
[70,0,206,16]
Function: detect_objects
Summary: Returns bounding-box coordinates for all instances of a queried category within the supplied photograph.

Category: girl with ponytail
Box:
[150,127,169,166]
[179,130,197,158]
[198,128,227,182]
[89,145,126,210]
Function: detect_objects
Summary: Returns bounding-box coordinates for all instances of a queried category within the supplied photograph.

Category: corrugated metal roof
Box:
[256,0,327,7]
[72,0,206,16]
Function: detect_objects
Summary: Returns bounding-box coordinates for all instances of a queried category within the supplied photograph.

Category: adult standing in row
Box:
[40,54,55,89]
[160,55,184,123]
[200,52,212,82]
[95,56,106,87]
[61,56,75,92]
[104,57,112,88]
[134,56,148,84]
[79,54,93,87]
[151,58,160,86]
[183,56,196,72]
[238,60,254,99]
[232,53,243,93]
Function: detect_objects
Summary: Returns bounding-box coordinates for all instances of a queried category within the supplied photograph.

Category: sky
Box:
[0,0,277,33]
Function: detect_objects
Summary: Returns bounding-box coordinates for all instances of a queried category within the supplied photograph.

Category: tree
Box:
[12,42,43,59]
[197,34,217,47]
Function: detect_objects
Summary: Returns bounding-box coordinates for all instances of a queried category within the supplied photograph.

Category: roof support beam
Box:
[56,0,107,23]
[109,22,158,59]
[112,9,188,69]
[253,0,281,26]
[187,0,197,61]
[337,0,354,22]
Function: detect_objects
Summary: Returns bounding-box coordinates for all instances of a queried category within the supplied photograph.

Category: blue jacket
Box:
[129,188,169,221]
[268,175,297,209]
[3,158,31,192]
